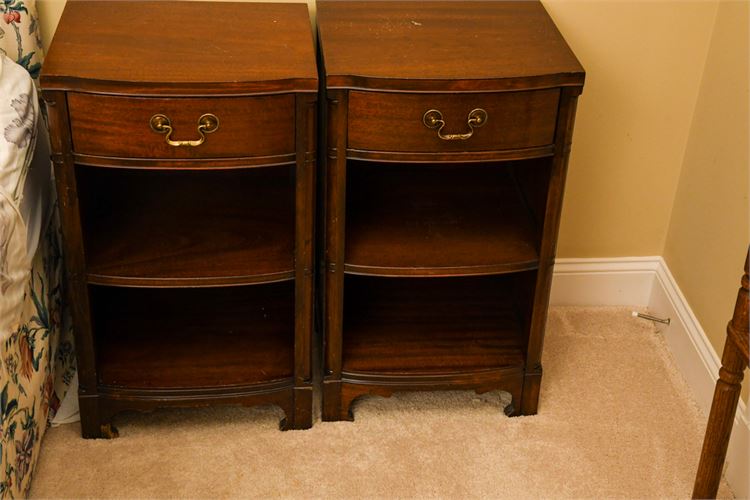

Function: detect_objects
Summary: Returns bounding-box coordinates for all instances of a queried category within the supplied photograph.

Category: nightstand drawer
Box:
[68,93,295,159]
[347,89,560,153]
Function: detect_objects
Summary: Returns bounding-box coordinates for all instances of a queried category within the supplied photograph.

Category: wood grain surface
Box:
[68,93,295,159]
[317,0,584,91]
[42,1,317,94]
[347,90,559,153]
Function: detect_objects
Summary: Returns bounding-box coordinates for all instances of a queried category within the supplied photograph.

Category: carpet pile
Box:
[30,307,733,498]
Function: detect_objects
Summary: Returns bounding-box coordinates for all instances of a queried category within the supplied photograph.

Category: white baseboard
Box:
[552,257,749,498]
[551,257,661,306]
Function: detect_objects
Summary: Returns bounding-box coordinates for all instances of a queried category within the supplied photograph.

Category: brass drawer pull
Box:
[422,108,487,141]
[149,113,219,147]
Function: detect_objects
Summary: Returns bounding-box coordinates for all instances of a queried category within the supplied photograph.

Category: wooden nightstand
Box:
[317,0,585,420]
[41,1,318,437]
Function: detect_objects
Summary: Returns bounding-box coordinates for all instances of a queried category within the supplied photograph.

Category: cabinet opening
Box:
[344,159,552,277]
[341,273,536,376]
[76,165,296,287]
[91,282,295,389]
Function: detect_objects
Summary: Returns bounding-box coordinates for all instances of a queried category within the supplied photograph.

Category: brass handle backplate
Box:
[422,108,487,141]
[149,113,219,147]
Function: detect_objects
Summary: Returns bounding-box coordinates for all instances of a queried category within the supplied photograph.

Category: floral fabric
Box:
[1,54,36,342]
[1,2,75,498]
[0,0,43,79]
[1,211,74,498]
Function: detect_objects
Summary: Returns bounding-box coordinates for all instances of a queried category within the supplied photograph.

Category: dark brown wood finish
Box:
[317,1,584,92]
[293,93,318,429]
[77,166,295,288]
[347,90,559,153]
[41,1,317,437]
[44,90,101,438]
[693,251,749,499]
[345,162,540,276]
[319,0,584,421]
[71,153,298,170]
[345,146,556,164]
[342,276,527,375]
[92,284,295,388]
[522,86,581,414]
[68,93,295,159]
[322,89,349,421]
[41,1,317,95]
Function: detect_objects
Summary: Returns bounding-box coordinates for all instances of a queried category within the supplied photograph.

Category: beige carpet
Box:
[30,307,734,498]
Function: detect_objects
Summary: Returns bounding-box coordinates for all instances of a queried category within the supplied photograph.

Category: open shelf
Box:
[341,275,527,376]
[76,165,295,287]
[345,162,540,277]
[91,282,294,389]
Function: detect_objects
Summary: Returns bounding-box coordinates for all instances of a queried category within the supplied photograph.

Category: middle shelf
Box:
[76,164,295,287]
[344,160,545,277]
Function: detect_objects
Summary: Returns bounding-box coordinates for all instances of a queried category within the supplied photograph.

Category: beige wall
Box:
[663,0,749,402]
[543,1,719,257]
[35,0,64,51]
[36,1,746,395]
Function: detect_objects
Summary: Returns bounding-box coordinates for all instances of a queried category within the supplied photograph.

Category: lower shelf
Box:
[91,282,294,389]
[341,275,528,376]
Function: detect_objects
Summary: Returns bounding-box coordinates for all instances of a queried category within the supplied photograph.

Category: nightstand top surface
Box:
[41,1,318,94]
[317,0,584,91]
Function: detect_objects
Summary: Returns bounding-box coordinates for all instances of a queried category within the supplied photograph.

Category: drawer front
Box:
[347,89,560,153]
[68,93,295,159]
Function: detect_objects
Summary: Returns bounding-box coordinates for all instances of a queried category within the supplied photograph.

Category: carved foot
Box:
[279,416,314,430]
[323,402,356,422]
[292,386,313,430]
[279,388,313,431]
[322,396,356,421]
[100,423,119,439]
[278,400,295,431]
[322,380,354,422]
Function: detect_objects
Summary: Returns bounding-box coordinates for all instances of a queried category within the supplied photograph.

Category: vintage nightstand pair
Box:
[41,0,584,438]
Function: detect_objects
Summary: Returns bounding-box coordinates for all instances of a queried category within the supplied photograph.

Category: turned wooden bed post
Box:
[692,249,749,499]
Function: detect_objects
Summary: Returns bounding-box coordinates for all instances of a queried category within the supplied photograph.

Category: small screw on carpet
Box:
[631,311,671,325]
